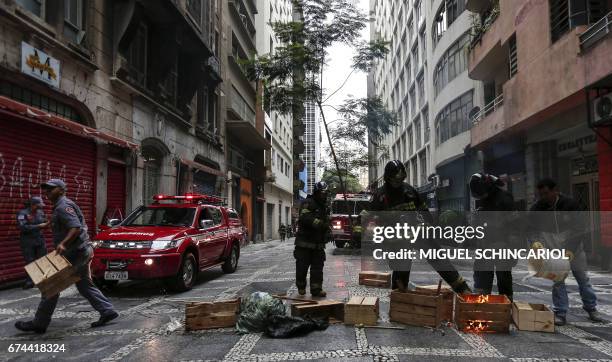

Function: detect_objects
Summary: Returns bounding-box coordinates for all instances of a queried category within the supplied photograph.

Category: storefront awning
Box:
[180,158,225,177]
[0,96,139,150]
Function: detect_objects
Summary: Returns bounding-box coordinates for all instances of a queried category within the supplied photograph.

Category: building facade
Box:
[0,0,224,285]
[466,0,612,267]
[368,0,484,210]
[223,0,269,241]
[256,0,294,240]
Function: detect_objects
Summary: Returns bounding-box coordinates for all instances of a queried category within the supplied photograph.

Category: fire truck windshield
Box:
[331,200,369,215]
[123,207,196,227]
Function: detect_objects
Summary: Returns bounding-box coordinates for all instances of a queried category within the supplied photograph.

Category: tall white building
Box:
[301,101,321,194]
[369,0,484,210]
[256,0,294,240]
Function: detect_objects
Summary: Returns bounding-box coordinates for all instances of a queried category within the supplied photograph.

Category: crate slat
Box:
[184,299,240,331]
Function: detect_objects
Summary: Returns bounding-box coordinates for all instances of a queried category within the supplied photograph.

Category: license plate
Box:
[104,271,128,280]
[331,230,345,235]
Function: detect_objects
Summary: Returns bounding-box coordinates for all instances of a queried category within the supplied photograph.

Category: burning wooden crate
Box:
[415,284,454,321]
[358,271,391,288]
[185,298,241,331]
[512,302,554,333]
[455,294,511,333]
[389,290,449,328]
[291,300,345,322]
[344,296,379,325]
[24,251,81,299]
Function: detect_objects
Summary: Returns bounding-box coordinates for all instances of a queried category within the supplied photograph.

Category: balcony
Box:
[580,11,612,51]
[471,93,506,147]
[226,87,269,151]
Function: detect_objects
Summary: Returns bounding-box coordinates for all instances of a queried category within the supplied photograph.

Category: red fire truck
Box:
[91,194,247,291]
[330,193,372,248]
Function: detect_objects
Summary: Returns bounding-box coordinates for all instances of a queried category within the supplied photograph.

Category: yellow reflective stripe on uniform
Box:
[300,208,311,215]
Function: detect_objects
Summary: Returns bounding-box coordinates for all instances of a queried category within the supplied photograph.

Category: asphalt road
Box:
[1,239,612,361]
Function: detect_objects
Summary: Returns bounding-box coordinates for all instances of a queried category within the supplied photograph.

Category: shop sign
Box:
[572,155,598,176]
[21,42,60,88]
[558,134,597,157]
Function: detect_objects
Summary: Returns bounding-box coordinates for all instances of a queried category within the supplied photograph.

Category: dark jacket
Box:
[370,183,433,223]
[529,194,588,253]
[16,208,46,246]
[295,196,330,249]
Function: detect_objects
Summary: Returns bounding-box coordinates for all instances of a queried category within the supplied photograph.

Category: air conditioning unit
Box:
[593,93,612,126]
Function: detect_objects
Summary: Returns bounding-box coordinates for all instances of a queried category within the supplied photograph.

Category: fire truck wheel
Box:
[335,240,346,248]
[222,243,239,273]
[174,253,197,291]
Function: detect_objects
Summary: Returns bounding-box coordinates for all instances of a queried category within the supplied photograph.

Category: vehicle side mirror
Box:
[108,219,121,227]
[200,219,214,229]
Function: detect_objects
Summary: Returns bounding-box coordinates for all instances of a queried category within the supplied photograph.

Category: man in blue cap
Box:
[16,196,49,289]
[15,179,118,334]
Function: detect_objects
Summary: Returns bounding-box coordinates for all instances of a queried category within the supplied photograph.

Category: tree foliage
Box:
[320,169,363,195]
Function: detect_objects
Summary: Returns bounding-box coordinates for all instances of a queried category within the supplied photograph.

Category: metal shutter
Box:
[0,115,96,285]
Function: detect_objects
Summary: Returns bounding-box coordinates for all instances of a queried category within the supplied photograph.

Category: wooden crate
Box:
[344,296,379,325]
[455,294,511,333]
[512,302,554,333]
[24,251,80,298]
[185,298,240,331]
[389,290,448,328]
[415,284,454,321]
[358,271,391,288]
[291,300,345,322]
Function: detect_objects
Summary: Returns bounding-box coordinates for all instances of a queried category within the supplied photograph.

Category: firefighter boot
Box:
[450,276,472,294]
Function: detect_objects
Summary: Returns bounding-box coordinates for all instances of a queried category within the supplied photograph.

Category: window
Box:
[423,109,430,143]
[409,88,416,118]
[142,146,163,204]
[435,91,473,145]
[508,35,518,78]
[417,75,425,108]
[415,117,422,150]
[64,0,86,43]
[16,0,42,16]
[549,0,569,43]
[432,0,465,48]
[412,47,419,75]
[125,22,148,87]
[412,159,418,186]
[419,152,427,185]
[187,0,202,26]
[433,33,468,97]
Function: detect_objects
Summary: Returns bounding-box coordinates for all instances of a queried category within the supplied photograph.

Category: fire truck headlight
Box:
[332,221,342,230]
[144,258,154,266]
[92,240,103,248]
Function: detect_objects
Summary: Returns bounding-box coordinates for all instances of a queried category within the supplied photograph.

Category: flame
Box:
[464,320,490,333]
[476,295,489,303]
[463,294,491,303]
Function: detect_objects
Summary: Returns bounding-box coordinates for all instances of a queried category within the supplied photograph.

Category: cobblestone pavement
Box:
[1,239,612,361]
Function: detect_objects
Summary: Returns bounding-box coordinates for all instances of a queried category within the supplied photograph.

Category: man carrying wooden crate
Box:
[368,161,471,294]
[15,179,118,334]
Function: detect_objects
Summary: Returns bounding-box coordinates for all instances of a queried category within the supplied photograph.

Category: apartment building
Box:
[369,0,484,210]
[466,0,612,267]
[255,0,294,240]
[0,0,223,284]
[301,101,321,195]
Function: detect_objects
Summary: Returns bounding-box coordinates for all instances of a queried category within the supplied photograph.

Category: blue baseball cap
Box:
[41,178,66,190]
[30,196,45,207]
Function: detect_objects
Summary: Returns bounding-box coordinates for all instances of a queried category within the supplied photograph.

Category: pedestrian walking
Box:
[16,196,49,289]
[15,179,118,334]
[294,181,331,297]
[469,173,516,300]
[279,224,286,242]
[530,178,605,326]
[369,160,471,294]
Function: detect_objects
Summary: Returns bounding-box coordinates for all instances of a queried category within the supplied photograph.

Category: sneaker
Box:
[587,310,607,323]
[14,321,46,334]
[311,290,327,297]
[91,311,118,328]
[298,288,306,296]
[554,314,567,326]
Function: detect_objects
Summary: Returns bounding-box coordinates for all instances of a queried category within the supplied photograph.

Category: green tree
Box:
[243,0,397,200]
[320,169,363,196]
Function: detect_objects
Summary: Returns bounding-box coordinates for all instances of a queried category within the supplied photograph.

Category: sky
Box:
[318,0,370,182]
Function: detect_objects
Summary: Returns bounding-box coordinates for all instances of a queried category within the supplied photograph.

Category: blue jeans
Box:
[552,268,597,316]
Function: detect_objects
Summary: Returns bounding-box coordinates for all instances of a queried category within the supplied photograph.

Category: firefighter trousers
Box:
[294,246,326,293]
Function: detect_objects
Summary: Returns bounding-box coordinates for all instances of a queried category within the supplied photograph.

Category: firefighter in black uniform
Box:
[370,160,471,294]
[469,173,515,300]
[294,181,330,297]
